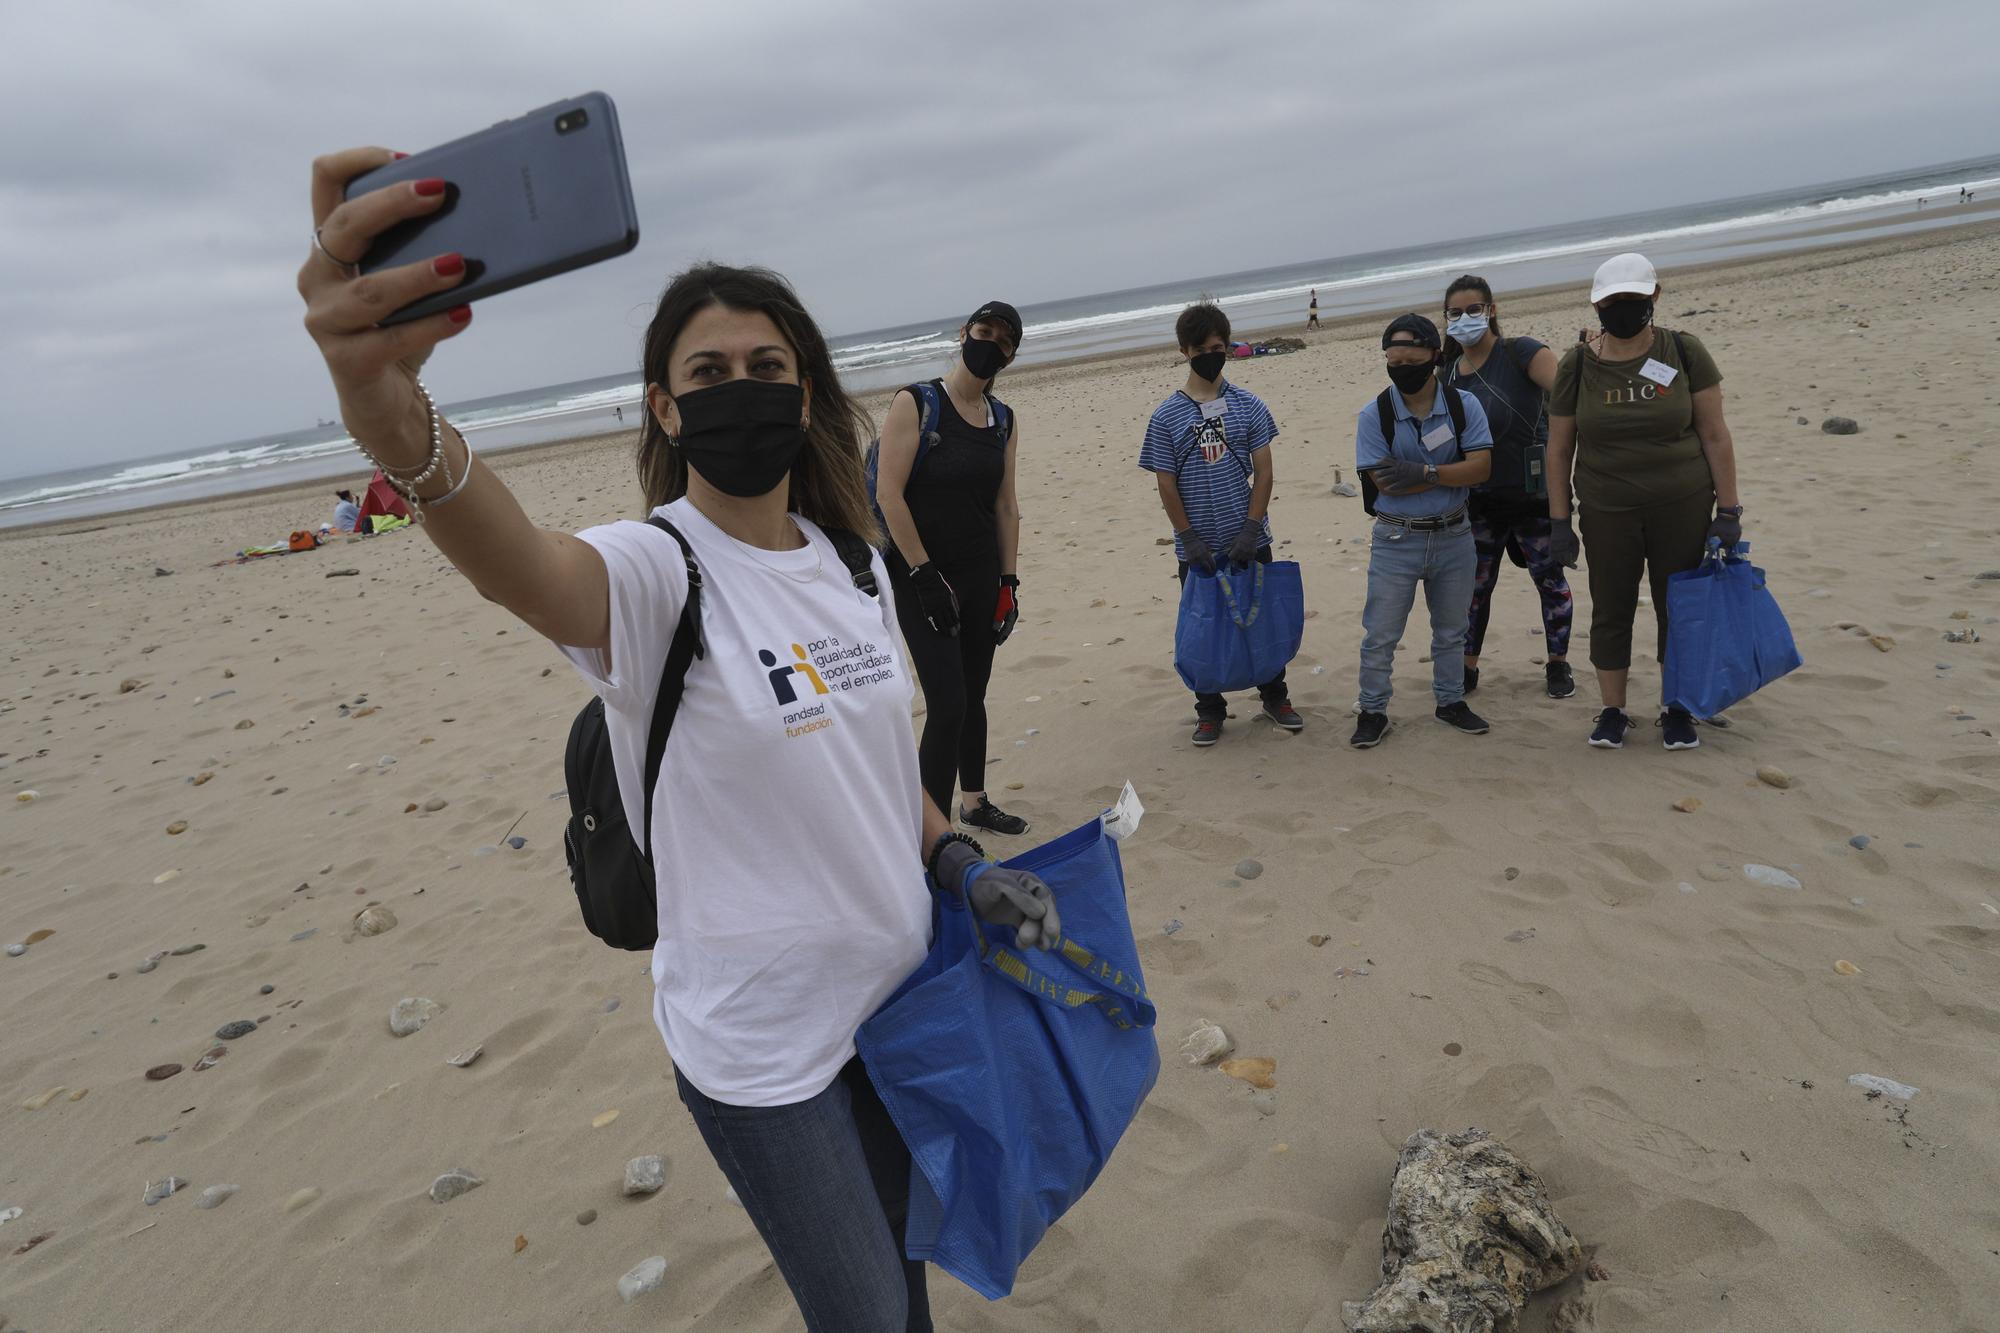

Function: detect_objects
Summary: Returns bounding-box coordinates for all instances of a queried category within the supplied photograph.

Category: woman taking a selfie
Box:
[298,148,1059,1333]
[873,302,1030,837]
[1546,251,1744,751]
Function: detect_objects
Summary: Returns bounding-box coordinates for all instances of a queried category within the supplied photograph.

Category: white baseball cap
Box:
[1590,252,1658,303]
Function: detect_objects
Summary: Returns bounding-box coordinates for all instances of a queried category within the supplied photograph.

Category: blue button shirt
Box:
[1353,386,1493,519]
[1139,380,1278,560]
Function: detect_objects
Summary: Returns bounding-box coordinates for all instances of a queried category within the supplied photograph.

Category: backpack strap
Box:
[1362,389,1398,517]
[822,527,881,599]
[639,515,704,861]
[986,393,1014,441]
[1443,384,1466,446]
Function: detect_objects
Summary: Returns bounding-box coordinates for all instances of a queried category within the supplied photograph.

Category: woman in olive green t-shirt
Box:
[1546,252,1743,752]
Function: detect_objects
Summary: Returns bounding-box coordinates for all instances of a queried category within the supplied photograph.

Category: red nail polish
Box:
[447,305,472,325]
[433,252,465,277]
[392,151,409,161]
[414,178,447,197]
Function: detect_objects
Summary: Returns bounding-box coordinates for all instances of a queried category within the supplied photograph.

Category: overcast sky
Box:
[3,0,1994,478]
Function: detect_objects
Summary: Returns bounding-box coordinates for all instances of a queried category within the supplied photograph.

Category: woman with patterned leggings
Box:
[1439,275,1575,699]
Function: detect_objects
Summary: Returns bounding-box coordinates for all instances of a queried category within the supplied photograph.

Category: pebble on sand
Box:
[619,1256,669,1304]
[169,943,205,956]
[214,1020,256,1041]
[120,677,147,693]
[1834,960,1862,975]
[389,997,443,1037]
[4,945,22,958]
[1180,1020,1234,1067]
[1755,766,1794,789]
[195,1184,239,1210]
[577,1209,599,1225]
[234,719,255,730]
[1672,796,1702,813]
[1820,416,1860,434]
[284,1187,321,1213]
[260,984,275,995]
[506,836,527,850]
[153,870,180,884]
[20,1087,65,1110]
[1234,858,1264,880]
[1848,835,1872,850]
[623,1156,667,1197]
[165,820,189,835]
[1219,1056,1277,1089]
[353,906,398,937]
[145,1063,183,1081]
[423,797,448,812]
[446,1046,484,1068]
[429,1168,484,1204]
[592,1108,621,1129]
[1744,864,1803,890]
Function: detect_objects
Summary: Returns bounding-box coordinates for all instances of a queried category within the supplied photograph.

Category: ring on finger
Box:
[312,226,362,279]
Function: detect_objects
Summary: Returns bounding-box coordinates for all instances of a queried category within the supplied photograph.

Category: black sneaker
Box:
[1659,707,1701,750]
[1350,711,1390,749]
[960,796,1030,836]
[1435,701,1490,734]
[1192,718,1223,747]
[1463,665,1481,694]
[1262,701,1305,732]
[1588,707,1633,749]
[1545,662,1576,699]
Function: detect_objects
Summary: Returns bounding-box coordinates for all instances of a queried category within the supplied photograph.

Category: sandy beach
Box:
[4,222,1998,1332]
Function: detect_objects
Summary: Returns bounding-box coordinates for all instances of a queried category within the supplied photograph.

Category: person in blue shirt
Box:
[1350,313,1494,749]
[1140,302,1303,747]
[331,488,360,532]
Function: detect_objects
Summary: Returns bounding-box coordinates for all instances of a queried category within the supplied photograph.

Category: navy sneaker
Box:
[960,796,1029,836]
[1545,662,1576,699]
[1350,711,1390,749]
[1192,718,1223,747]
[1435,701,1490,735]
[1262,701,1305,731]
[1659,707,1701,750]
[1588,708,1633,749]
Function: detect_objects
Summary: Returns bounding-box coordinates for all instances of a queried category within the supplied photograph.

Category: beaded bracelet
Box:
[352,378,451,522]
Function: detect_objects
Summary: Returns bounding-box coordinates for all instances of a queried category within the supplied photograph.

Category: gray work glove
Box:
[1225,516,1263,569]
[1370,458,1430,494]
[1705,509,1742,554]
[1177,528,1217,576]
[932,839,1062,951]
[1550,516,1581,569]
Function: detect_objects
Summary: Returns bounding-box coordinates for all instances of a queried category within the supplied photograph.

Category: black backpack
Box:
[562,515,881,950]
[1360,384,1467,517]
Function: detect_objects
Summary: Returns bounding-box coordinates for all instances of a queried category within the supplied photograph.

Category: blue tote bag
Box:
[1173,559,1306,695]
[1662,544,1803,720]
[856,817,1160,1299]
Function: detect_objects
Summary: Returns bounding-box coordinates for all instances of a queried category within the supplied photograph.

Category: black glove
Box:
[1705,508,1743,554]
[993,575,1020,646]
[932,838,1062,950]
[1225,517,1263,569]
[908,562,959,637]
[1550,516,1581,569]
[1371,458,1430,494]
[1177,528,1217,575]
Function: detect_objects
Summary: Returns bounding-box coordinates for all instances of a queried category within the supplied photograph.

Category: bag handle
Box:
[1213,561,1266,630]
[972,924,1158,1031]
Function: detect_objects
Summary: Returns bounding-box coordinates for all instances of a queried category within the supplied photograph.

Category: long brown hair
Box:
[637,263,880,543]
[1440,273,1501,366]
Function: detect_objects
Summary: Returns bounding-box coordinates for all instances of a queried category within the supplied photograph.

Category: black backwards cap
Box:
[966,301,1024,347]
[1382,312,1441,351]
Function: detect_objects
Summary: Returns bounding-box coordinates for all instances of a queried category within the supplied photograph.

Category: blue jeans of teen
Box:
[675,1058,931,1333]
[1358,516,1477,713]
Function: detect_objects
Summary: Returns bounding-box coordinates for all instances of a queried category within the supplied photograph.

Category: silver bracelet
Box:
[354,379,448,521]
[425,437,476,509]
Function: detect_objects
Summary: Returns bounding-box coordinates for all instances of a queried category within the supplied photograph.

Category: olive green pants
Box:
[1578,489,1713,672]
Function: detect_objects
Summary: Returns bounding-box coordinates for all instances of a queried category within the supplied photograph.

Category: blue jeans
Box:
[675,1059,931,1332]
[1359,516,1477,713]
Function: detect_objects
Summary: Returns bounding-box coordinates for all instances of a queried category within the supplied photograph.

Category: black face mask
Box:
[672,378,806,498]
[1386,359,1436,394]
[961,337,1008,380]
[1189,350,1228,383]
[1597,298,1653,340]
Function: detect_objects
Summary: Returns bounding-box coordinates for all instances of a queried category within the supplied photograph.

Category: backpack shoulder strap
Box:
[986,393,1013,440]
[910,381,942,435]
[821,527,881,599]
[1443,384,1467,443]
[639,515,704,859]
[1670,329,1689,366]
[1374,388,1397,453]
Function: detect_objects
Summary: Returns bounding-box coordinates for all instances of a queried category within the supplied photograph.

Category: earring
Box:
[665,433,679,448]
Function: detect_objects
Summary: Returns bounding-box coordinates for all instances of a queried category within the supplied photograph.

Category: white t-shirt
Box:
[561,498,931,1107]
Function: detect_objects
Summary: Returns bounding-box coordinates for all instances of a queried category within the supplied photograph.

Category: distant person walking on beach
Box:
[1349,314,1494,749]
[1307,288,1321,330]
[1142,301,1304,746]
[875,301,1031,837]
[1438,275,1575,699]
[298,148,1063,1332]
[331,488,360,532]
[1546,252,1744,751]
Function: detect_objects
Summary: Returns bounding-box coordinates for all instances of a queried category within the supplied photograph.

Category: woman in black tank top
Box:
[875,301,1030,837]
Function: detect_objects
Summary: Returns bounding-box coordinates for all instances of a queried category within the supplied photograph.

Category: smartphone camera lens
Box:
[555,108,588,135]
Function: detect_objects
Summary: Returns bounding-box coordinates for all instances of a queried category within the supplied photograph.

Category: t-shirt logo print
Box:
[758,644,830,706]
[1193,416,1228,464]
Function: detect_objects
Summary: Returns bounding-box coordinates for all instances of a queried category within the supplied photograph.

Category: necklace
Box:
[733,519,824,584]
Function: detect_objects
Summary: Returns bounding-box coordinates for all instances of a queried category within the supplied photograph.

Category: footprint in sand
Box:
[1457,962,1572,1027]
[1573,1087,1720,1181]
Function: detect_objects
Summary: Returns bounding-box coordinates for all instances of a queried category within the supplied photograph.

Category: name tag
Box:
[1199,397,1228,420]
[1420,421,1455,453]
[1639,358,1679,387]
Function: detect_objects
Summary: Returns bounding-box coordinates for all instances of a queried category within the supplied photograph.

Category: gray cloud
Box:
[2,0,1992,474]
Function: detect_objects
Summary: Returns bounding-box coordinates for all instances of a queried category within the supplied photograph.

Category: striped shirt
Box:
[1138,380,1278,561]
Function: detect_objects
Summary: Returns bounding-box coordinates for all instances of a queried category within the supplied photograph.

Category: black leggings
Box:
[890,560,999,813]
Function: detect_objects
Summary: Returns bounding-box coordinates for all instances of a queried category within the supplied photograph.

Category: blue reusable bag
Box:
[856,817,1160,1300]
[1173,559,1306,695]
[1662,544,1803,720]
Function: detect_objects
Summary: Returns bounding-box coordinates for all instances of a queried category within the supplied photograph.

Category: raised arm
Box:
[299,148,611,649]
